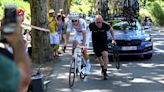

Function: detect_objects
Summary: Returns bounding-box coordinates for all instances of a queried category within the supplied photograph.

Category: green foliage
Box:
[139,0,164,25]
[151,2,164,25]
[70,0,93,14]
[148,0,155,2]
[0,0,30,22]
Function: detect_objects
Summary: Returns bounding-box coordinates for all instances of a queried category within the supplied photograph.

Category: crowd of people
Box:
[47,8,117,80]
[0,6,116,91]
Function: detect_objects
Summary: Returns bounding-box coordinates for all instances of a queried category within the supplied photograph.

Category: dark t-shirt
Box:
[89,22,110,45]
[62,15,65,22]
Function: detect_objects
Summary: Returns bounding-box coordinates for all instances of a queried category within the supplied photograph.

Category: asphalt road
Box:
[46,29,164,92]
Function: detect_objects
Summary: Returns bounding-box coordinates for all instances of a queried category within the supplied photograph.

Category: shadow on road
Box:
[47,52,164,92]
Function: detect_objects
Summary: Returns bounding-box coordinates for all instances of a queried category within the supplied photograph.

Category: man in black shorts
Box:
[89,15,116,80]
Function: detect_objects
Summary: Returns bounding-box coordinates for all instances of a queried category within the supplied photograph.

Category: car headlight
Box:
[144,37,151,41]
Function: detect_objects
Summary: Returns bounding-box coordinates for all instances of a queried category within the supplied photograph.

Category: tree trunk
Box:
[30,0,54,63]
[49,0,56,12]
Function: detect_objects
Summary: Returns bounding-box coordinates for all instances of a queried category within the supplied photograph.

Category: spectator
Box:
[0,16,31,92]
[59,9,65,23]
[146,18,153,27]
[47,9,59,57]
[57,13,63,41]
[59,9,66,42]
[16,9,26,35]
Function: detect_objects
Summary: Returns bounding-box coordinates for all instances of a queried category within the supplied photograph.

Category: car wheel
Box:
[144,54,152,59]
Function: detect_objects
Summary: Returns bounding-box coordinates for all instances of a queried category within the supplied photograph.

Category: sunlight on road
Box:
[113,81,132,87]
[137,63,164,68]
[83,89,113,92]
[57,73,69,79]
[130,78,155,83]
[137,63,155,68]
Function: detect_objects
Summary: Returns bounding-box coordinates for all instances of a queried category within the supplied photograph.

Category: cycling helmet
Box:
[70,13,79,20]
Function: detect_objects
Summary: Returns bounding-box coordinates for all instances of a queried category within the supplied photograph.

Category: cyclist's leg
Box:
[72,34,79,54]
[83,32,92,75]
[82,48,91,75]
[75,35,91,75]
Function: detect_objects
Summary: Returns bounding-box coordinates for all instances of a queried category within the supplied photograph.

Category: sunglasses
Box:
[96,22,102,24]
[72,20,78,22]
[96,20,103,24]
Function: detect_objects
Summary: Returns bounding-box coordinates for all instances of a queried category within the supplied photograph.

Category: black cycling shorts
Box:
[93,43,108,57]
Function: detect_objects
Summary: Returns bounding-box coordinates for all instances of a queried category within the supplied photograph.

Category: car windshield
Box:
[112,20,141,30]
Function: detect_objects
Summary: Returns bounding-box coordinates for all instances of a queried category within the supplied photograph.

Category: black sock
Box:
[101,65,104,70]
[72,47,75,54]
[103,69,107,76]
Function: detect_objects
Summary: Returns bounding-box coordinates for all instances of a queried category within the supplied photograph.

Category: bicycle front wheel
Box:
[69,58,76,88]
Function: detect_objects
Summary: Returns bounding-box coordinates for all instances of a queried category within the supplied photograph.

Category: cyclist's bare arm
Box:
[82,31,86,46]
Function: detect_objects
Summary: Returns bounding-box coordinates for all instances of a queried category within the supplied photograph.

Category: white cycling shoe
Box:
[81,62,91,75]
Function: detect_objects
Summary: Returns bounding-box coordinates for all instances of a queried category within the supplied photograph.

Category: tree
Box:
[29,0,54,63]
[48,0,56,11]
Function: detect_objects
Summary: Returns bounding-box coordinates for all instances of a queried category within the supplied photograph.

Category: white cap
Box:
[49,9,55,13]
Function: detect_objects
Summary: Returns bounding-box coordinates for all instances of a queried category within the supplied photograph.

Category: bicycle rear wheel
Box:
[112,45,120,69]
[69,58,76,88]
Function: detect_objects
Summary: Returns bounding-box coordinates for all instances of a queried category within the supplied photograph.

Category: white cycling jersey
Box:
[66,18,90,48]
[66,19,87,33]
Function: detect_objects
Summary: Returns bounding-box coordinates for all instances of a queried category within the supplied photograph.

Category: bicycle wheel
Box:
[112,45,120,69]
[69,58,76,88]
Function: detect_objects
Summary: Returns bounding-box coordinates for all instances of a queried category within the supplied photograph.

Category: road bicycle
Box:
[69,45,88,88]
[112,44,120,69]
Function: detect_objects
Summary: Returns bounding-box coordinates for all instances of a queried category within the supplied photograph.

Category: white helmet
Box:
[70,13,79,20]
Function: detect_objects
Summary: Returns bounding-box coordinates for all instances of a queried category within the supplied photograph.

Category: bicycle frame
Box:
[73,47,86,75]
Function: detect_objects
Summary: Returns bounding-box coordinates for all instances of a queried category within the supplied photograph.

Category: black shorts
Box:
[93,43,108,57]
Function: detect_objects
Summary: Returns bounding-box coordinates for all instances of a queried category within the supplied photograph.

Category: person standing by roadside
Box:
[89,15,116,80]
[0,16,31,92]
[47,9,59,57]
[57,13,63,42]
[59,9,66,43]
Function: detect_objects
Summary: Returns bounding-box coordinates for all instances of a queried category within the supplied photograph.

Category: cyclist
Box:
[63,14,91,75]
[89,15,116,80]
